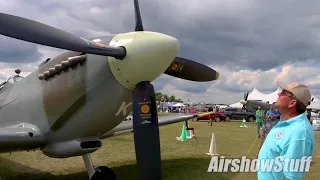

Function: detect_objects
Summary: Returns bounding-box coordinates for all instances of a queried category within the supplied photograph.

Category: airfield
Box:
[0,112,318,180]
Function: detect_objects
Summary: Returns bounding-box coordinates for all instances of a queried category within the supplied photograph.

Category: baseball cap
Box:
[277,81,312,107]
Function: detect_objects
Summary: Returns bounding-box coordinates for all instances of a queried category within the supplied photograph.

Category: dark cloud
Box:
[0,36,43,63]
[3,0,320,69]
[135,0,320,71]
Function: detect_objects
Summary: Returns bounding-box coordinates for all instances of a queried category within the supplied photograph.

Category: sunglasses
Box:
[279,90,293,97]
[279,89,302,104]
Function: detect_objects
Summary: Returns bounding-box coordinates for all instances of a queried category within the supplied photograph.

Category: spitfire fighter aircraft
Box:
[0,0,219,180]
[239,91,273,113]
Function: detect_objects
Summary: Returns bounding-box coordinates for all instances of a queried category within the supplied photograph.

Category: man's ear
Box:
[288,99,297,108]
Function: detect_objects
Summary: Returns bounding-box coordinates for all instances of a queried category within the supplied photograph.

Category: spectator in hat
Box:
[257,81,315,180]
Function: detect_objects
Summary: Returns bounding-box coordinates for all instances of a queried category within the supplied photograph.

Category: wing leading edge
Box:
[0,122,46,153]
[100,112,213,139]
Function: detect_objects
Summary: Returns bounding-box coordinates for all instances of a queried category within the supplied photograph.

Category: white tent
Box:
[309,101,320,109]
[172,103,185,107]
[229,102,243,108]
[247,88,266,101]
[262,87,282,104]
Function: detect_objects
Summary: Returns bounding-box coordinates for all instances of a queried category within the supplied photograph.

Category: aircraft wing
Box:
[0,122,45,153]
[100,112,213,139]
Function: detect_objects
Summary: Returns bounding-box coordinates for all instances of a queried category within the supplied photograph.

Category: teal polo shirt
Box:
[257,113,315,180]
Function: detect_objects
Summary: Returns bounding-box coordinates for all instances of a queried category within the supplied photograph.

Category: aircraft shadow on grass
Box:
[0,157,241,180]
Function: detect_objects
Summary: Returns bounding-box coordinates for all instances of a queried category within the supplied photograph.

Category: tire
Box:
[225,116,231,121]
[248,116,255,122]
[214,117,221,122]
[91,166,116,180]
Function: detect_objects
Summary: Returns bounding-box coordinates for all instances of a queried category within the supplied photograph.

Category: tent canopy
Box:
[172,103,185,107]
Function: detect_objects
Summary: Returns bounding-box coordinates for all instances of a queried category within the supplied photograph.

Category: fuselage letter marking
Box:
[115,102,132,116]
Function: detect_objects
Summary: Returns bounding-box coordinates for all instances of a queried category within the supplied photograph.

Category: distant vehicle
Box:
[189,109,227,122]
[223,107,256,122]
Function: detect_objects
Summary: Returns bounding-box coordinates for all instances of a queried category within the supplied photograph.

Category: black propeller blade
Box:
[164,57,219,82]
[242,91,249,110]
[132,81,162,180]
[134,0,144,31]
[245,91,249,101]
[0,13,126,59]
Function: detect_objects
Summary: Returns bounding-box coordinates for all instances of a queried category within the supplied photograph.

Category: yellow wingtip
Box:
[216,71,219,80]
[196,112,214,118]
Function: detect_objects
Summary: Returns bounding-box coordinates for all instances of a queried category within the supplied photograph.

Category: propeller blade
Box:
[164,57,219,82]
[245,91,249,101]
[0,13,126,59]
[132,81,161,180]
[134,0,144,31]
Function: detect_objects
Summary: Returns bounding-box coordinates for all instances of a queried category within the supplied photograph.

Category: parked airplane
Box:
[240,91,272,113]
[0,0,218,180]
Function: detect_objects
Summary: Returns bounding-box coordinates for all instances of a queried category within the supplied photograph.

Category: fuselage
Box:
[240,100,272,113]
[0,31,180,156]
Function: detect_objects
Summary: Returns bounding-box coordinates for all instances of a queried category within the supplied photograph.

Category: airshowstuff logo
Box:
[207,156,312,173]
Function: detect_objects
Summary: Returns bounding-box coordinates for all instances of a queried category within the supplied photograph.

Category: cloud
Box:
[0,0,319,104]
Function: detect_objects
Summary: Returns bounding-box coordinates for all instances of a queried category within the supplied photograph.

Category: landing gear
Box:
[82,154,116,180]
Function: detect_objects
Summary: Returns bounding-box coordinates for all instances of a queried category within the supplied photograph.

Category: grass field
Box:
[0,119,319,180]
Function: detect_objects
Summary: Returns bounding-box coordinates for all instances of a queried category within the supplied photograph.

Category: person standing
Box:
[258,105,280,157]
[266,106,280,121]
[257,81,315,180]
[207,106,214,126]
[256,105,265,138]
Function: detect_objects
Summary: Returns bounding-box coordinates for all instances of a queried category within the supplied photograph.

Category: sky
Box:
[0,0,319,104]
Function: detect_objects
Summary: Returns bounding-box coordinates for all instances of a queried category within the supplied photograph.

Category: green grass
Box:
[129,112,175,116]
[0,120,319,180]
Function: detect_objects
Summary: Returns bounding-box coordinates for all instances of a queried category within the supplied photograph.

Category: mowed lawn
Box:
[0,119,319,180]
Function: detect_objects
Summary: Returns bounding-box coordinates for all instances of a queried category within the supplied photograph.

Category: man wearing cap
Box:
[257,81,315,180]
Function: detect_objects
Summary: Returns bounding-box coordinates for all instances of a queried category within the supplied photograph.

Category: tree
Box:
[169,95,175,102]
[154,92,183,102]
[155,92,163,102]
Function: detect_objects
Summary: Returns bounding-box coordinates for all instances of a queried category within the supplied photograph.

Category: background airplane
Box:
[0,0,218,180]
[239,91,273,113]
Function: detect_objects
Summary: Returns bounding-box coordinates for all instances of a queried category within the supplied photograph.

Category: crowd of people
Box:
[256,104,281,139]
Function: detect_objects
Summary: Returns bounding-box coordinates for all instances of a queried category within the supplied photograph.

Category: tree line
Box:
[155,92,183,102]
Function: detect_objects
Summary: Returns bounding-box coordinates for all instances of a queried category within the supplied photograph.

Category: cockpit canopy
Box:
[0,75,24,90]
[7,75,24,84]
[0,69,24,91]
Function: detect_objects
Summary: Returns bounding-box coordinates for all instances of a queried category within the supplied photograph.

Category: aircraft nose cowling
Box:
[240,100,247,104]
[108,31,180,90]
